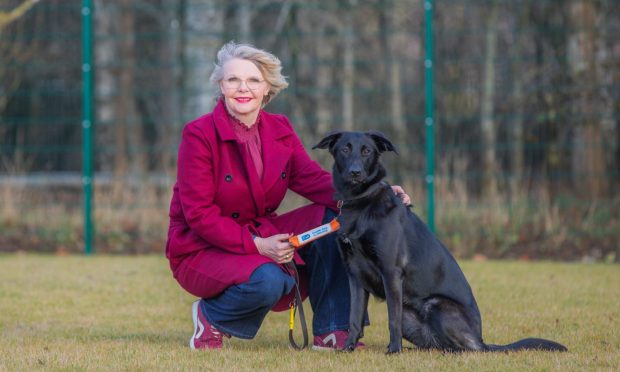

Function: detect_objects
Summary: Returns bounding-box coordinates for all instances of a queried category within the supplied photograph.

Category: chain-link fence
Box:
[1,0,618,260]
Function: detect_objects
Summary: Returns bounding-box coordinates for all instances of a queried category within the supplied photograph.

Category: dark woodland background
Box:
[1,0,618,260]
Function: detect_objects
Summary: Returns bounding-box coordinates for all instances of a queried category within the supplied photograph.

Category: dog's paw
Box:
[385,344,402,354]
[338,236,352,245]
[339,343,356,353]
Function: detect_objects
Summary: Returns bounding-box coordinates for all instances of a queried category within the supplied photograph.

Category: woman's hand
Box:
[391,185,412,206]
[254,233,295,264]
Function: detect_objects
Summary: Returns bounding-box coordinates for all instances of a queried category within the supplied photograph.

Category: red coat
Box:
[166,100,337,309]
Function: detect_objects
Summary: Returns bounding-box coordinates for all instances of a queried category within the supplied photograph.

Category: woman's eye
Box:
[248,78,261,83]
[227,77,240,83]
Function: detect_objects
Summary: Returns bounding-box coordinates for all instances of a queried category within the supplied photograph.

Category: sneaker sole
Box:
[311,343,366,352]
[189,301,200,350]
[311,345,337,352]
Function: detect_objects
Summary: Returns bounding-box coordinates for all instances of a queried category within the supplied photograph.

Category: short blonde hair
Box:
[210,41,289,105]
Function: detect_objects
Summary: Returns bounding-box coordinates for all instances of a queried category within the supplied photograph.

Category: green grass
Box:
[0,254,618,371]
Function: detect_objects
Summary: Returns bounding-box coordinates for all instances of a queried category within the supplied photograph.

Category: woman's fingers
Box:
[260,233,294,263]
[279,246,295,262]
[391,185,412,206]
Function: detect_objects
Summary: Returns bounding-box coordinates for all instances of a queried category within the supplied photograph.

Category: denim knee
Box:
[323,207,337,223]
[245,263,295,307]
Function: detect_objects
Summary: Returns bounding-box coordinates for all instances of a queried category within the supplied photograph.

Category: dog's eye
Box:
[361,148,372,156]
[341,147,350,154]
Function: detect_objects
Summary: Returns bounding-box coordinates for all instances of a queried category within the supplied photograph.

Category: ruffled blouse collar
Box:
[223,101,261,141]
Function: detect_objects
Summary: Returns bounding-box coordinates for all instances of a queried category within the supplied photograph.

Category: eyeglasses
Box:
[222,77,265,91]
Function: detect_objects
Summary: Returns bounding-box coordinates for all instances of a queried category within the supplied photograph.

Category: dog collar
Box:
[336,181,390,208]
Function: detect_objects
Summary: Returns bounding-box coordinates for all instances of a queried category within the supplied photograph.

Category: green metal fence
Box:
[1,0,618,261]
[82,0,94,255]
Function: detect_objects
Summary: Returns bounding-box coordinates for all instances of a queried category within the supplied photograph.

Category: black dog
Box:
[313,131,567,354]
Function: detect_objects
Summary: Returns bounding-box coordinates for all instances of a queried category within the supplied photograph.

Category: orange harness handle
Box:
[288,219,340,248]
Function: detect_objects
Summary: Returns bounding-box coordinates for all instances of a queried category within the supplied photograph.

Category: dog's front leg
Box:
[343,277,369,352]
[382,270,403,354]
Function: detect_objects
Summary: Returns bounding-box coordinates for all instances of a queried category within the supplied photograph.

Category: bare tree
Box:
[182,0,224,120]
[118,0,145,177]
[0,0,39,29]
[94,0,117,176]
[236,0,252,43]
[480,0,499,199]
[380,0,409,185]
[310,6,337,136]
[0,0,41,173]
[341,0,356,131]
[569,0,608,198]
[158,3,183,175]
[128,0,184,175]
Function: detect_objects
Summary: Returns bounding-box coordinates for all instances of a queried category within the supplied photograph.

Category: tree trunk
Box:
[158,2,183,175]
[510,78,524,198]
[509,2,530,199]
[341,1,356,131]
[315,23,335,135]
[0,1,39,163]
[0,0,39,30]
[94,0,119,175]
[236,0,252,43]
[480,1,499,199]
[568,0,607,199]
[118,0,145,177]
[598,0,617,193]
[182,0,224,120]
[381,0,408,184]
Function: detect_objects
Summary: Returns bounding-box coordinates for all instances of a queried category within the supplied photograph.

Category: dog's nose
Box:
[349,170,361,178]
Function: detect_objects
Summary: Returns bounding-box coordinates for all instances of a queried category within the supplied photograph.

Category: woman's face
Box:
[220,58,270,124]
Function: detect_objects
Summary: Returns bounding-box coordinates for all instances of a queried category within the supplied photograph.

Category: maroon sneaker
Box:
[189,300,229,350]
[312,330,366,351]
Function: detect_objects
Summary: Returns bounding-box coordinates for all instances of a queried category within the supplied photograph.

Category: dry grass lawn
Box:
[0,254,618,371]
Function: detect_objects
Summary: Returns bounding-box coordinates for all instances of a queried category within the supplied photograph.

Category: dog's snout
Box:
[349,169,361,178]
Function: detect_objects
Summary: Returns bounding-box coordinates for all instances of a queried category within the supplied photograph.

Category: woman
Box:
[166,41,410,350]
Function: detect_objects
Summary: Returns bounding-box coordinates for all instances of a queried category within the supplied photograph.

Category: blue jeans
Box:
[201,209,360,339]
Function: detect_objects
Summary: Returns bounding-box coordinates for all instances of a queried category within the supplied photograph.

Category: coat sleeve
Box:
[281,117,338,210]
[176,122,258,255]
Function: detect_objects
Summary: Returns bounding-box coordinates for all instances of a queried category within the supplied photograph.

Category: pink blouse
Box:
[228,111,263,180]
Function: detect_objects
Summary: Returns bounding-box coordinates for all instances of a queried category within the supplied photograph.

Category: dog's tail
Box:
[486,337,567,352]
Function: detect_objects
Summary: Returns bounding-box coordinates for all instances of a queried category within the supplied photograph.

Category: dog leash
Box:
[285,261,308,350]
[285,214,344,350]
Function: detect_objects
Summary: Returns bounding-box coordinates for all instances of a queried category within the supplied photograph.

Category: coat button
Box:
[225,174,233,182]
[231,212,239,218]
[281,172,286,179]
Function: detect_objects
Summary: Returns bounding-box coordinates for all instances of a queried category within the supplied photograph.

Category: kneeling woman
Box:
[165,41,410,350]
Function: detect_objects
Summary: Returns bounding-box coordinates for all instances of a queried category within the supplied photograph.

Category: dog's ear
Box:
[312,131,343,151]
[366,131,398,154]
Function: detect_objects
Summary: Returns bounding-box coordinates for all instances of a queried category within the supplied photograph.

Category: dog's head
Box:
[313,131,397,195]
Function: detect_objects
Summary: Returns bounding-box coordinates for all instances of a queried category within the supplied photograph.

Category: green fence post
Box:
[424,0,435,232]
[82,0,94,254]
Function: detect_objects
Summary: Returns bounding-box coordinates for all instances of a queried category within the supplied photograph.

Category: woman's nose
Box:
[237,80,250,91]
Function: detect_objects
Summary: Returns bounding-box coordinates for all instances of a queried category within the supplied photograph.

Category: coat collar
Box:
[213,99,291,142]
[212,99,294,212]
[213,99,239,141]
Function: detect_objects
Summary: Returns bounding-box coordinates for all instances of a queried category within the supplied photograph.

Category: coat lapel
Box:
[212,100,294,215]
[212,100,237,141]
[259,112,293,192]
[212,100,263,214]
